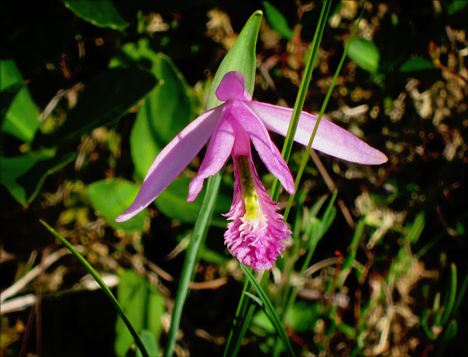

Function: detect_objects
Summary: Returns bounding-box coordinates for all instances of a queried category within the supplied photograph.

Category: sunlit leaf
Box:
[263,2,294,39]
[1,59,39,142]
[347,38,380,73]
[62,1,129,30]
[87,179,148,233]
[155,177,231,224]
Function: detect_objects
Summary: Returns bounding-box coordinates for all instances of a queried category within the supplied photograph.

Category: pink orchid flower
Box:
[116,71,387,271]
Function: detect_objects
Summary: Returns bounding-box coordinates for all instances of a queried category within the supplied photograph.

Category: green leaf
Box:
[155,177,231,224]
[1,59,39,142]
[122,40,193,181]
[62,1,129,30]
[399,56,434,72]
[87,179,148,234]
[263,2,294,40]
[285,302,315,332]
[347,38,380,73]
[115,270,164,357]
[136,330,159,357]
[207,10,263,109]
[446,0,468,15]
[54,67,156,145]
[1,82,25,120]
[1,150,75,205]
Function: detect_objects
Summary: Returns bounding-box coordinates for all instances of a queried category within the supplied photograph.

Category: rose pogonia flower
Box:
[116,71,387,270]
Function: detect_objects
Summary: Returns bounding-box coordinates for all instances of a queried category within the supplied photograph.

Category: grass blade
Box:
[39,220,150,357]
[240,264,296,357]
[284,4,366,219]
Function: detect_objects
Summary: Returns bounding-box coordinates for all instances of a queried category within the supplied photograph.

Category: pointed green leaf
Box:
[1,59,39,142]
[62,1,129,30]
[87,179,148,234]
[1,82,25,120]
[400,56,434,72]
[207,10,263,109]
[347,38,380,73]
[263,2,294,39]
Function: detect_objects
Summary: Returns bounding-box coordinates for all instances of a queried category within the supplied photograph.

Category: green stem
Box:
[164,173,222,357]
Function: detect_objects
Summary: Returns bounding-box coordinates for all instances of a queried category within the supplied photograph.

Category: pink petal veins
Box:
[116,106,223,222]
[246,101,388,165]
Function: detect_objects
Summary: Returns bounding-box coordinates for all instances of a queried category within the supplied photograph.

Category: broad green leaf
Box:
[53,67,156,145]
[121,39,192,180]
[263,2,294,39]
[1,59,39,142]
[207,10,262,109]
[155,177,231,224]
[1,59,23,89]
[347,38,380,73]
[87,179,148,233]
[1,150,74,205]
[62,1,129,30]
[136,330,159,357]
[446,0,468,15]
[400,56,434,72]
[1,82,25,120]
[115,270,164,357]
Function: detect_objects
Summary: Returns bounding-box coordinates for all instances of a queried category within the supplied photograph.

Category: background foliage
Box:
[1,1,467,356]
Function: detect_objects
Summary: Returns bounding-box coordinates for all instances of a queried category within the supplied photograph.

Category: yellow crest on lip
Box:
[236,155,263,220]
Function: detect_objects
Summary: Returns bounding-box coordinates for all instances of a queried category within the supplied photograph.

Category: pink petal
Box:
[188,110,238,201]
[246,102,388,165]
[229,101,295,194]
[216,71,252,102]
[116,106,223,222]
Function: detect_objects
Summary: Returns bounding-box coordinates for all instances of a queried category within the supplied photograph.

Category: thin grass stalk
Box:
[284,4,366,220]
[270,0,331,203]
[39,220,150,357]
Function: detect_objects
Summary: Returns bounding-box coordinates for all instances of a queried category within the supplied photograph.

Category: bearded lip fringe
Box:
[224,155,291,272]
